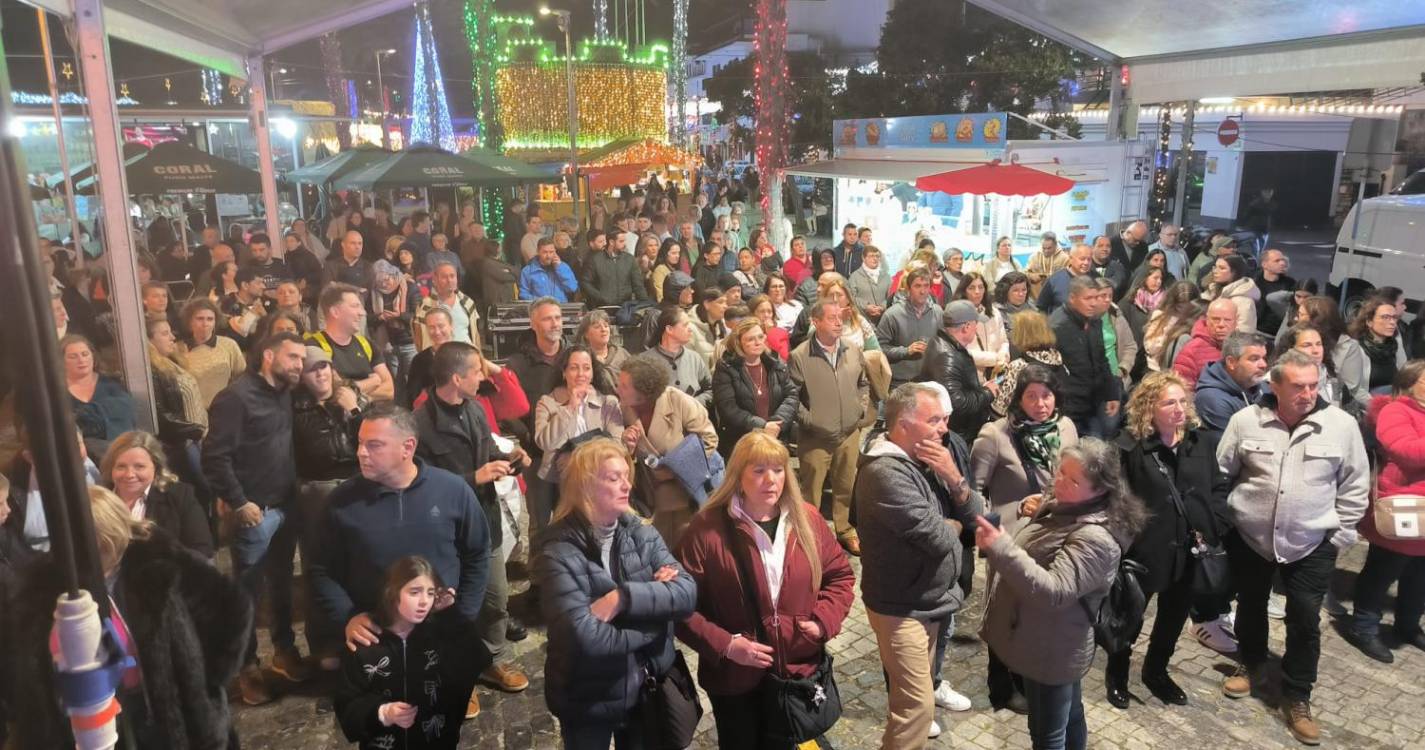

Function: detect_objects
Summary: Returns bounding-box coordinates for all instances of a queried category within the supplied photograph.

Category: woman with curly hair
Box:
[1102,371,1230,709]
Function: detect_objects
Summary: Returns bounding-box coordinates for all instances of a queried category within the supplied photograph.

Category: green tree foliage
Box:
[702,51,837,155]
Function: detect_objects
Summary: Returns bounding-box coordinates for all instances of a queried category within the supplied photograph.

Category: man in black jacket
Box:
[507,298,566,540]
[1110,219,1150,270]
[919,301,997,445]
[1049,276,1122,437]
[201,331,310,704]
[581,229,647,307]
[414,342,531,714]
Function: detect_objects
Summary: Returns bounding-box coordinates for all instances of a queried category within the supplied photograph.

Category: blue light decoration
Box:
[670,0,688,146]
[409,0,456,151]
[201,69,223,105]
[594,0,609,41]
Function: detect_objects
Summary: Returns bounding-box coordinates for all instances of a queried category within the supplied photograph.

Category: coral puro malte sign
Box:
[833,113,1009,156]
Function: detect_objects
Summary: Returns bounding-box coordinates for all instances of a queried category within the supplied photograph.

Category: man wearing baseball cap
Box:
[920,300,996,444]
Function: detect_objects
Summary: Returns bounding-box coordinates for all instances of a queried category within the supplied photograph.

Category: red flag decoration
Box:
[916,159,1075,197]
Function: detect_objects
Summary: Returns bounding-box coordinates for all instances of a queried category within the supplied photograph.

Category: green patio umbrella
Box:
[286,143,392,185]
[334,144,558,190]
[76,141,266,195]
[458,146,559,183]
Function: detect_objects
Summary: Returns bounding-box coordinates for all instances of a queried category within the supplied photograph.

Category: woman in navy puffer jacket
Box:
[535,437,697,749]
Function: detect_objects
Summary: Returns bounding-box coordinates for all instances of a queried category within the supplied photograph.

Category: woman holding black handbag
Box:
[534,438,698,749]
[1105,371,1231,709]
[676,431,856,748]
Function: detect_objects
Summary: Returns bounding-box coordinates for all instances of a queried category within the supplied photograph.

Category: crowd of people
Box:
[2,185,1422,750]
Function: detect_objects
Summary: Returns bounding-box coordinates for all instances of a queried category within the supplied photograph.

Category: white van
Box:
[1329,194,1425,318]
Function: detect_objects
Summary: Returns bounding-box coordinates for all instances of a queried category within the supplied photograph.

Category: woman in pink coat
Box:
[1347,359,1425,663]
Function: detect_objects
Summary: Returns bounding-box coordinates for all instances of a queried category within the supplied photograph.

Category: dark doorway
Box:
[1238,151,1337,229]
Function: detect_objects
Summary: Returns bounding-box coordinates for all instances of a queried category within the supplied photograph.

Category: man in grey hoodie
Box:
[875,267,943,390]
[854,383,979,748]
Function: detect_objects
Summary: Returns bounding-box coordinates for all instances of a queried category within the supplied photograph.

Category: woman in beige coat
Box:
[533,346,625,482]
[615,356,719,546]
[970,363,1078,712]
[975,438,1147,749]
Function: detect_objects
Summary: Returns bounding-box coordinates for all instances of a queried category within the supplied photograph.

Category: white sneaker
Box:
[1222,609,1236,636]
[934,681,972,711]
[1268,593,1287,620]
[927,719,943,739]
[1191,616,1239,654]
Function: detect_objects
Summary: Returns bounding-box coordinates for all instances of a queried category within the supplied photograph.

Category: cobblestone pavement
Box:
[233,541,1423,749]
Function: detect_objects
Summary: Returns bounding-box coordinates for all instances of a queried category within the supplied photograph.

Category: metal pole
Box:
[1171,101,1196,228]
[247,54,284,243]
[561,13,580,229]
[71,0,154,430]
[1105,65,1125,141]
[375,51,391,150]
[36,9,85,268]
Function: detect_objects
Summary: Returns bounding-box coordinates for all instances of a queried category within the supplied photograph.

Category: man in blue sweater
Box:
[309,401,492,709]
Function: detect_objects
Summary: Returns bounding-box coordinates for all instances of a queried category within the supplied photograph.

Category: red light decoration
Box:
[754,0,789,225]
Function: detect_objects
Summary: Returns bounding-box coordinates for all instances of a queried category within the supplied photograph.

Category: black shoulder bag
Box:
[1150,453,1231,597]
[723,512,842,744]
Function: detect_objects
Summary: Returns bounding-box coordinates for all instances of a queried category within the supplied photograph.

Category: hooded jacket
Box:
[1193,359,1262,433]
[335,618,470,749]
[980,493,1147,685]
[311,460,491,628]
[853,437,965,620]
[535,512,697,726]
[1170,317,1222,387]
[1208,276,1260,334]
[875,297,944,387]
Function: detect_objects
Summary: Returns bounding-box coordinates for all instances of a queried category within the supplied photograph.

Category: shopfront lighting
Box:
[272,117,297,140]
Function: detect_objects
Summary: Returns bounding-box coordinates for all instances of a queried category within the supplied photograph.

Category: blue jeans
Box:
[931,613,953,686]
[388,342,418,404]
[1023,678,1086,750]
[230,504,297,665]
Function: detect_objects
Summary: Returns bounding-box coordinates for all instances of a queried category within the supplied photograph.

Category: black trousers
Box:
[1107,570,1195,679]
[708,691,796,750]
[1229,532,1338,702]
[987,646,1026,707]
[1352,542,1425,637]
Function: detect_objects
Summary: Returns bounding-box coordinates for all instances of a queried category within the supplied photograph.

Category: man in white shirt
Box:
[519,214,545,264]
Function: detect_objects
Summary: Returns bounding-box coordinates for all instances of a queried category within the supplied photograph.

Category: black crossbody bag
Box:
[723,513,842,744]
[1150,453,1231,596]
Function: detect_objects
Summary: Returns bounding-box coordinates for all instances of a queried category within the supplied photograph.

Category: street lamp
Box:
[541,6,580,227]
[374,48,397,149]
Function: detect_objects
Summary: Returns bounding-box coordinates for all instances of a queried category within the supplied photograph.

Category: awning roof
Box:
[966,0,1425,102]
[785,159,978,182]
[27,0,417,76]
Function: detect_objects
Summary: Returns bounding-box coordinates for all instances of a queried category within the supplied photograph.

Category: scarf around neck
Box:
[1009,411,1062,471]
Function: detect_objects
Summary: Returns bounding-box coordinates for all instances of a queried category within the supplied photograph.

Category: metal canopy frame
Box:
[23,0,419,430]
[964,0,1425,102]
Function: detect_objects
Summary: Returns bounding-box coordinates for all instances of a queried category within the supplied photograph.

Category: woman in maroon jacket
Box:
[675,431,856,749]
[1347,359,1425,663]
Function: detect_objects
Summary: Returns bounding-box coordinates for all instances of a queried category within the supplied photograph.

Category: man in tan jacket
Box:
[789,300,873,555]
[1024,231,1069,301]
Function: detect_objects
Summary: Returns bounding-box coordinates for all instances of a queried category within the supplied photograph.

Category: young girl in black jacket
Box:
[336,556,467,749]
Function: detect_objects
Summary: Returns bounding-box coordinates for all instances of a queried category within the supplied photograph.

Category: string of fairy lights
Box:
[753,0,789,223]
[670,0,688,146]
[1149,106,1173,228]
[409,0,456,151]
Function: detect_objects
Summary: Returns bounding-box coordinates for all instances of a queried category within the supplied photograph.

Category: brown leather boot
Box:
[1221,664,1252,699]
[1282,700,1321,745]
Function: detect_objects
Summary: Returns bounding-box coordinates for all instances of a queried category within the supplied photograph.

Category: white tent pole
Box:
[71,0,154,430]
[247,54,283,243]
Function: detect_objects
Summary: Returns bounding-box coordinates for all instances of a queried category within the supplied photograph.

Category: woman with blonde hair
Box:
[675,432,856,748]
[101,430,213,557]
[1103,371,1229,709]
[3,485,249,748]
[145,315,209,488]
[991,311,1068,417]
[534,438,696,748]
